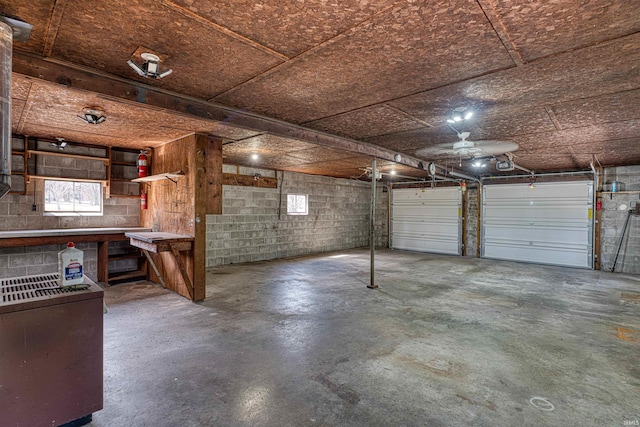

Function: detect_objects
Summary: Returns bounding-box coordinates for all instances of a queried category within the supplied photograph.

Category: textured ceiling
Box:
[2,0,640,179]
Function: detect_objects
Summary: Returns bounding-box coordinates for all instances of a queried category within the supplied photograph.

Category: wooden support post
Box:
[97,241,109,285]
[171,244,194,300]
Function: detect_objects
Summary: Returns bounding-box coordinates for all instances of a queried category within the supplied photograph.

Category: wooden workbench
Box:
[0,227,151,284]
[125,232,195,300]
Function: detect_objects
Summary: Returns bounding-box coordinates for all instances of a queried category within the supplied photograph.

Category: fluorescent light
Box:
[464,111,473,120]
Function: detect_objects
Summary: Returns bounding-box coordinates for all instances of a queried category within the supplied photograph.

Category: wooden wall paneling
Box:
[141,134,196,300]
[136,133,222,301]
[206,136,223,215]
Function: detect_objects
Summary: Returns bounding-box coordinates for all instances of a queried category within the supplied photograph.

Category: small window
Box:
[287,194,308,215]
[44,180,103,216]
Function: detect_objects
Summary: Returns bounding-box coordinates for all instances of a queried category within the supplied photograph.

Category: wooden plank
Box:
[194,134,222,301]
[206,137,223,215]
[27,175,109,184]
[129,238,192,253]
[28,149,109,162]
[594,166,603,270]
[170,244,194,301]
[131,171,183,183]
[12,52,425,170]
[97,241,109,285]
[142,249,165,287]
[125,231,193,243]
[222,173,278,189]
[0,233,129,248]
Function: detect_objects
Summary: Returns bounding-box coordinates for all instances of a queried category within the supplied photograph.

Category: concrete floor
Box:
[93,249,640,426]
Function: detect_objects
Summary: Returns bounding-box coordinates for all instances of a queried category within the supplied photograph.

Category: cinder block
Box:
[9,252,43,267]
[3,266,27,278]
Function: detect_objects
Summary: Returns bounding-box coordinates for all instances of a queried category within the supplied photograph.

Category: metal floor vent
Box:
[1,273,89,304]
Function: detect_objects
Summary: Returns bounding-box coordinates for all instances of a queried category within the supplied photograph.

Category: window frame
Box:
[43,179,104,216]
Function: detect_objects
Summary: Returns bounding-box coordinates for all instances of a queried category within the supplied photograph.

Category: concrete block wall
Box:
[600,165,640,274]
[0,242,98,282]
[206,168,387,267]
[0,139,141,280]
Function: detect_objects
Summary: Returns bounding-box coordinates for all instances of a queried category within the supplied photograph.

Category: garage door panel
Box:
[482,181,593,268]
[484,241,591,267]
[485,205,589,221]
[391,187,461,255]
[393,221,458,234]
[393,205,458,218]
[484,224,590,244]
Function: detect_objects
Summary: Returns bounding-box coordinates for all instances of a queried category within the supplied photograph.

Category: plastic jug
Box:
[58,242,84,286]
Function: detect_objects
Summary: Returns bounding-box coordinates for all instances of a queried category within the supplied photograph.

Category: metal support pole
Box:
[368,158,378,289]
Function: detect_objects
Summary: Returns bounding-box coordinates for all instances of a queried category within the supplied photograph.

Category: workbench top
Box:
[0,227,151,239]
[125,231,194,243]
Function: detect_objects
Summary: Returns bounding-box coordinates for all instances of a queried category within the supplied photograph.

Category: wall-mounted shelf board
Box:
[27,150,109,162]
[132,171,183,183]
[27,175,109,185]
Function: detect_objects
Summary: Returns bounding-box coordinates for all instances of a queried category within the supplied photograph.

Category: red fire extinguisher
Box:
[140,191,147,210]
[138,150,148,178]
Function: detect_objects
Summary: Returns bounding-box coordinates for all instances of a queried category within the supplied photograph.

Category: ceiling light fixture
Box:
[127,53,173,79]
[471,159,486,168]
[390,170,397,175]
[447,106,473,124]
[251,153,259,161]
[78,109,106,125]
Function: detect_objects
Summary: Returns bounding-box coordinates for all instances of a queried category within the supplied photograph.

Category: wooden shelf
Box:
[111,161,137,166]
[132,171,183,183]
[108,269,147,282]
[28,149,109,162]
[28,175,109,184]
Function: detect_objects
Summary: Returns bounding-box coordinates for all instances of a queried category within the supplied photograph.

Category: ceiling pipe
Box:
[448,170,481,183]
[0,21,12,199]
[380,172,454,182]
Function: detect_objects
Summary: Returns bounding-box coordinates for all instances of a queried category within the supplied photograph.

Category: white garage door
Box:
[482,181,593,268]
[391,187,462,255]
